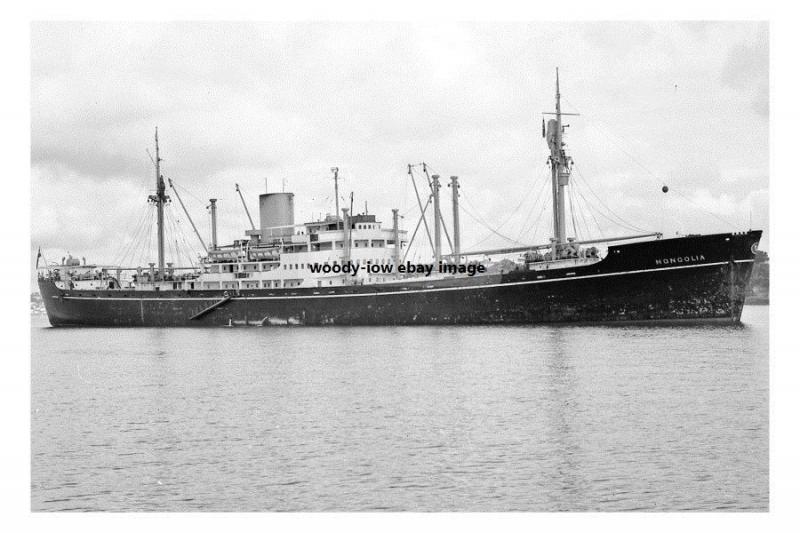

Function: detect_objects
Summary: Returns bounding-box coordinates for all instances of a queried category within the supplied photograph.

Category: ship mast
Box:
[544,68,575,257]
[331,167,340,228]
[148,128,170,279]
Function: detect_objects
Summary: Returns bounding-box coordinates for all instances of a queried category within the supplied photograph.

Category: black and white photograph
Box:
[10,6,795,525]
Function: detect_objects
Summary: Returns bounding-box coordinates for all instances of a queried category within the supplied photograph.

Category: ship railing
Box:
[526,256,602,272]
[37,263,203,289]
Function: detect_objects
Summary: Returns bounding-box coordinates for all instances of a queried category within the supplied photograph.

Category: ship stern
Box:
[37,278,70,327]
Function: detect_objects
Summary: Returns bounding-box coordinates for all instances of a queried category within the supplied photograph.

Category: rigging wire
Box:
[571,181,606,239]
[400,204,418,218]
[173,180,208,208]
[113,204,151,266]
[514,166,551,243]
[173,206,200,267]
[127,205,156,268]
[173,212,195,267]
[412,162,537,253]
[572,179,596,240]
[172,208,190,267]
[564,95,740,229]
[176,217,194,268]
[139,210,155,268]
[459,202,526,248]
[459,188,531,246]
[571,165,652,233]
[515,168,553,244]
[166,208,180,267]
[525,203,548,245]
[137,209,156,265]
[567,185,580,240]
[120,219,147,266]
[110,156,160,265]
[111,194,150,265]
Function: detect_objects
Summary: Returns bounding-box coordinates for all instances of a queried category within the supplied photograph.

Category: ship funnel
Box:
[259,192,295,239]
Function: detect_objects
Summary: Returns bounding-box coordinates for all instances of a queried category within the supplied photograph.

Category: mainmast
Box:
[148,128,170,279]
[544,68,575,257]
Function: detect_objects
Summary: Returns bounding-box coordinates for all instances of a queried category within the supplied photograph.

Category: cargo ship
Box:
[36,73,762,327]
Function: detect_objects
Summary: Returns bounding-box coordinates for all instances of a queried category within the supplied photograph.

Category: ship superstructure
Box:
[42,159,413,294]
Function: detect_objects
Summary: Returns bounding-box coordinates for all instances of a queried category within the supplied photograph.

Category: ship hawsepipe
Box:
[39,230,761,327]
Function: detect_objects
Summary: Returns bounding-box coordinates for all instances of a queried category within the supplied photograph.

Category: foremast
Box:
[147,128,170,279]
[544,68,575,257]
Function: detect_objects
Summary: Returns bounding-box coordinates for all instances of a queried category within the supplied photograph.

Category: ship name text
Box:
[655,254,706,266]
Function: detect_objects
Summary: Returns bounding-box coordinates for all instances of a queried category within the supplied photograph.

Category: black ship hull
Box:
[39,231,761,327]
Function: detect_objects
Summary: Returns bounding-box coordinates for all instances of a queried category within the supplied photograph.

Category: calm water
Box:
[31,306,769,511]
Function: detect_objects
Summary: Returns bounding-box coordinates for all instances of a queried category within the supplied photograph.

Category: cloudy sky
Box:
[31,21,768,272]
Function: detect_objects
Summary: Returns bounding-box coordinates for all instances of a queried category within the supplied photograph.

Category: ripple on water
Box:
[31,307,768,511]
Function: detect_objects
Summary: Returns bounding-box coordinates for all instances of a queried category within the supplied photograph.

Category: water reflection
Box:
[539,327,584,510]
